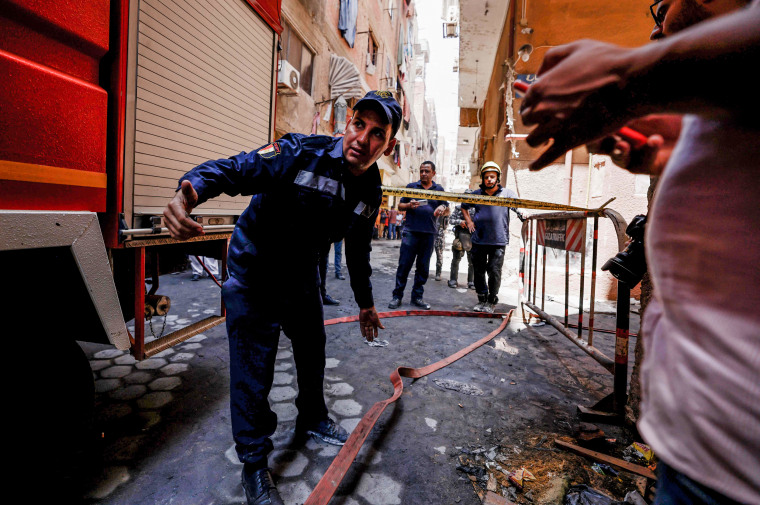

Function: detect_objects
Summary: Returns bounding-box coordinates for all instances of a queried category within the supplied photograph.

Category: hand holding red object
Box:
[513,80,647,149]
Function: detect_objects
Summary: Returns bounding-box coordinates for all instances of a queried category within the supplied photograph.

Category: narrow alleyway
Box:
[79,238,640,505]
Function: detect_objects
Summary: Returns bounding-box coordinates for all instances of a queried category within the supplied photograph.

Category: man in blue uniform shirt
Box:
[388,161,449,310]
[163,91,400,505]
[462,162,525,313]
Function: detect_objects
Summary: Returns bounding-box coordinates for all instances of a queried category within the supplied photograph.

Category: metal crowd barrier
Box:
[520,208,631,419]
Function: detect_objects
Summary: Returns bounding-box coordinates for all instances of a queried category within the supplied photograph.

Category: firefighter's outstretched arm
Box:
[164,180,204,240]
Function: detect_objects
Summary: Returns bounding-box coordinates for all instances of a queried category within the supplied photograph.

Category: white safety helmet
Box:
[480,161,501,178]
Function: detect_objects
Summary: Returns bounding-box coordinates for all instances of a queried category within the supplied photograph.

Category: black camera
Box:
[602,214,647,287]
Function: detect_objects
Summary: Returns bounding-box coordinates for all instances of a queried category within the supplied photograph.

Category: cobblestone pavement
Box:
[78,238,639,504]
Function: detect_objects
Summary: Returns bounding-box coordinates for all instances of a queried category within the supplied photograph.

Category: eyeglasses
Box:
[650,0,666,27]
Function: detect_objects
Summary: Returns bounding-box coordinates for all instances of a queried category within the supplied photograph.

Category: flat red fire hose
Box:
[305,309,514,505]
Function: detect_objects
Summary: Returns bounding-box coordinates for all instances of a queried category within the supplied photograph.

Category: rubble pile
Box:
[455,430,654,504]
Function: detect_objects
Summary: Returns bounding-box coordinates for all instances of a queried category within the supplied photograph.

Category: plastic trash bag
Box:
[564,485,622,505]
[565,485,648,505]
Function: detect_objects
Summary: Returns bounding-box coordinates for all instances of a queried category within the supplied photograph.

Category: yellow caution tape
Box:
[381,186,614,213]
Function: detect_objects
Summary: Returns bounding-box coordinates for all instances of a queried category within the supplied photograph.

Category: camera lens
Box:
[601,215,647,287]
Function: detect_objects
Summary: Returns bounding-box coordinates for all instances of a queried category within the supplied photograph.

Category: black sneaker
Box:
[191,274,200,281]
[297,417,348,446]
[335,273,346,280]
[242,468,284,505]
[388,297,401,309]
[411,299,431,310]
[447,280,458,288]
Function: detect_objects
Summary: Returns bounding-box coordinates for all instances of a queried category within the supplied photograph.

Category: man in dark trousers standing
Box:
[388,161,449,309]
[462,162,525,313]
[163,91,400,505]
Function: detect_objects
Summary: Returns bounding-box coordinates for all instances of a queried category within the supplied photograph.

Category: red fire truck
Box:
[1,0,282,476]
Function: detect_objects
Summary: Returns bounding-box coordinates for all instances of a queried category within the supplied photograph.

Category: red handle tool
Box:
[513,81,648,148]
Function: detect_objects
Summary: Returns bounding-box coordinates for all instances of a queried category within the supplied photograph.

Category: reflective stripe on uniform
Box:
[295,170,340,196]
[354,202,375,218]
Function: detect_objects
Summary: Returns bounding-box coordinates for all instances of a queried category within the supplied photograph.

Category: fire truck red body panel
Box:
[0,0,110,211]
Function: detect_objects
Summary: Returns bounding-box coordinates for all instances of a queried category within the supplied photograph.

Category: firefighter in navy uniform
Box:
[163,91,401,505]
[462,162,526,313]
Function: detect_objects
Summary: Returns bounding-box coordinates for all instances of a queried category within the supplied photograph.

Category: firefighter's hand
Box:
[359,306,385,342]
[164,180,204,240]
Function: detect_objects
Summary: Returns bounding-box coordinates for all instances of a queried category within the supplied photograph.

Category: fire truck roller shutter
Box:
[126,0,276,223]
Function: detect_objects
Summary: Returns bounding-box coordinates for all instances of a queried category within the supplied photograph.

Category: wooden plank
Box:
[553,440,657,480]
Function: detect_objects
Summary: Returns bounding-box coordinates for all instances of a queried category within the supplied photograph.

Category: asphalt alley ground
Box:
[78,238,639,505]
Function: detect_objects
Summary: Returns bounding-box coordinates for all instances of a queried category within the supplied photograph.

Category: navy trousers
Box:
[222,272,328,467]
[392,230,436,301]
[472,244,506,301]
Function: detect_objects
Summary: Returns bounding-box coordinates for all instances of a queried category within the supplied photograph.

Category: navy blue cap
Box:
[353,90,402,137]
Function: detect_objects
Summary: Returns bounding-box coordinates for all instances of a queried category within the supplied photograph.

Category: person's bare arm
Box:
[521,3,760,170]
[462,208,475,233]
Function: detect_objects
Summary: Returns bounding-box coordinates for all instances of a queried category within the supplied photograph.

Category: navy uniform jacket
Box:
[461,185,522,246]
[399,181,449,234]
[178,134,382,308]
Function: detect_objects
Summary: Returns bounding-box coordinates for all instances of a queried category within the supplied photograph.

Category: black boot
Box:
[242,467,284,505]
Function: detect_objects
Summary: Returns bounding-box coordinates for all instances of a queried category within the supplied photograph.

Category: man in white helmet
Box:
[461,162,525,313]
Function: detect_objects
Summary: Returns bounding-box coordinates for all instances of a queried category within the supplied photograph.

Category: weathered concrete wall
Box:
[277,0,405,138]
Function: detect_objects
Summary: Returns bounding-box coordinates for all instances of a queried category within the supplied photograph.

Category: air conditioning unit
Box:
[277,60,300,94]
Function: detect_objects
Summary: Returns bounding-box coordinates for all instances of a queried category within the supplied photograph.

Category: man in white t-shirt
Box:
[518,1,760,503]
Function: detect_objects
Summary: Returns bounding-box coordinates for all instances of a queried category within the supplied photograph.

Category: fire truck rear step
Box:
[143,315,226,358]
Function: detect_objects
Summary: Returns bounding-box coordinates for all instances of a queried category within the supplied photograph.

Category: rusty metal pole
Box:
[614,282,631,414]
[577,221,586,340]
[532,222,539,306]
[541,245,547,311]
[588,216,599,346]
[519,225,525,301]
[133,247,146,360]
[527,220,534,302]
[565,250,569,327]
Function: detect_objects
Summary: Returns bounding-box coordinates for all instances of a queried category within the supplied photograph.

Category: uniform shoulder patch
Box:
[257,142,281,159]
